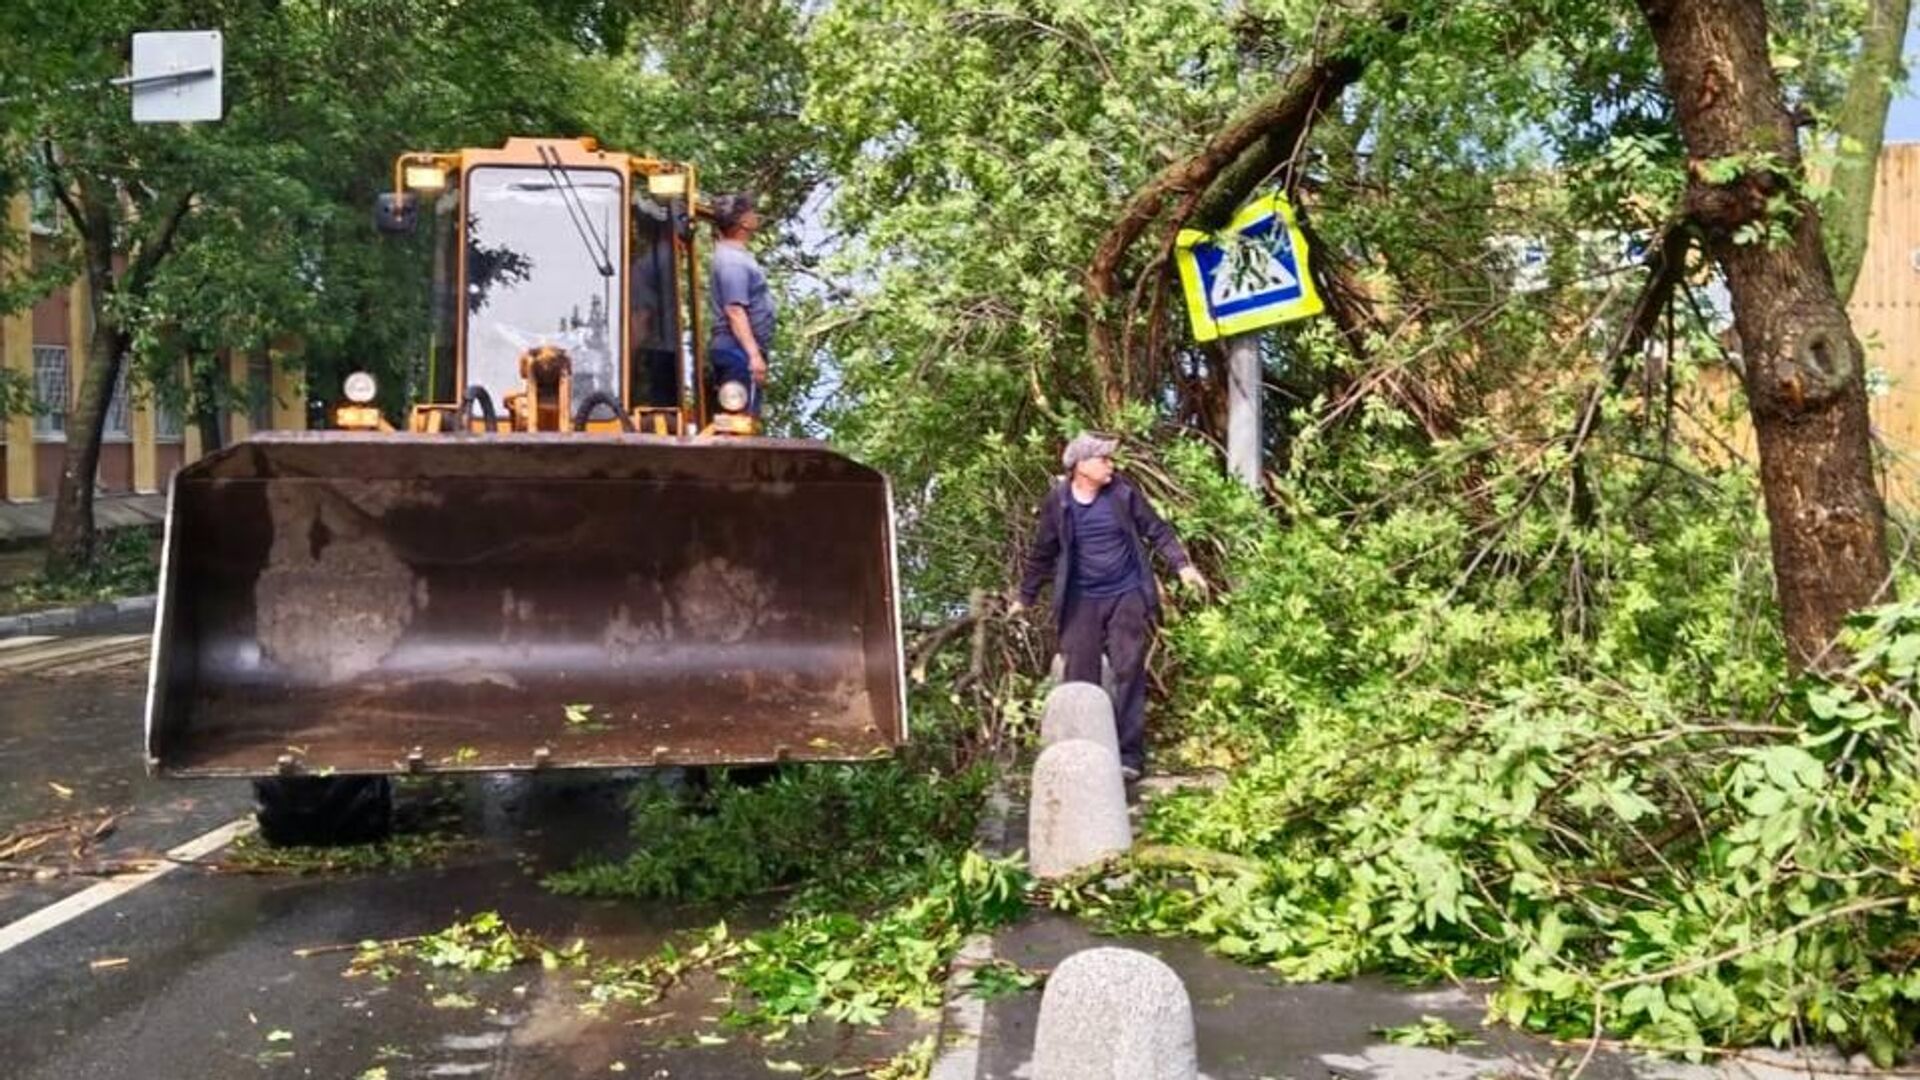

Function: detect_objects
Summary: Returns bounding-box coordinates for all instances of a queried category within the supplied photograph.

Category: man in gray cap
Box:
[1015,433,1207,780]
[708,192,775,416]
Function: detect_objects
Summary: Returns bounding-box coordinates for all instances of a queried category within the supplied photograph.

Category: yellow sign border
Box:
[1175,193,1324,342]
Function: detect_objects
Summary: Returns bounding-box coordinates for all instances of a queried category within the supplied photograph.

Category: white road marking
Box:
[0,634,146,676]
[0,816,254,957]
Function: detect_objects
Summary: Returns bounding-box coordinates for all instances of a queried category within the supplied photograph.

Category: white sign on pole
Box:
[130,31,223,124]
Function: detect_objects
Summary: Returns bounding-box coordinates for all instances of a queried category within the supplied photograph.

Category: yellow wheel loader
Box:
[143,138,905,844]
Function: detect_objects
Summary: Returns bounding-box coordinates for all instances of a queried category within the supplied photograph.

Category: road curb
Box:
[0,593,156,640]
[930,770,1019,1080]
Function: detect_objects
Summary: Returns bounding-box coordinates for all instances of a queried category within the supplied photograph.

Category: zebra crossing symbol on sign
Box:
[1175,193,1324,342]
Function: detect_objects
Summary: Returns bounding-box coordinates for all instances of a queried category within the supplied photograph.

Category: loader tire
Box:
[253,776,394,847]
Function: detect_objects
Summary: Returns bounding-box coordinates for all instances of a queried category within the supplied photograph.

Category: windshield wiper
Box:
[535,144,615,279]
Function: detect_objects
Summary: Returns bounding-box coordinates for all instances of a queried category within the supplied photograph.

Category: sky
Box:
[1883,23,1920,141]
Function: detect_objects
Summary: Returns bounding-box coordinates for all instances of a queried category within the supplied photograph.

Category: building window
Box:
[155,398,184,442]
[28,181,61,237]
[103,364,131,441]
[32,345,67,439]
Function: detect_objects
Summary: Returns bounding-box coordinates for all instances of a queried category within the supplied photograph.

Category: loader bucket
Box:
[144,433,905,777]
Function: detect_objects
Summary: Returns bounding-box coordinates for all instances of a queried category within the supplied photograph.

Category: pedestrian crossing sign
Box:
[1174,192,1323,342]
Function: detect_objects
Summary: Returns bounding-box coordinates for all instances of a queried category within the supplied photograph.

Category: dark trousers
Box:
[1059,589,1151,770]
[708,344,764,417]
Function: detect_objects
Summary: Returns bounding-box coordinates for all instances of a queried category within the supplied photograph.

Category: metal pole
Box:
[0,67,216,106]
[1225,332,1261,490]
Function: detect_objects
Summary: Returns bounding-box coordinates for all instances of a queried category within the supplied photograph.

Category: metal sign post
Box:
[1225,334,1262,490]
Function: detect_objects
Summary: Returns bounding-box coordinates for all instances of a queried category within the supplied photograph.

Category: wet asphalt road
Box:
[0,623,929,1079]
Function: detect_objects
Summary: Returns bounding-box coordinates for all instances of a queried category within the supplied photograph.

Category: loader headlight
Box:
[717,380,749,413]
[404,164,448,192]
[344,371,378,404]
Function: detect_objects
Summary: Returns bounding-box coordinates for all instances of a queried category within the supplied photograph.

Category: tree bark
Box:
[43,167,192,574]
[44,177,119,575]
[1826,0,1911,302]
[191,354,225,455]
[1637,0,1892,670]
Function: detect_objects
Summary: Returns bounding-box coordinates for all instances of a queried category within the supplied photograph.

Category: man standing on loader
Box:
[709,192,776,417]
[1014,432,1208,782]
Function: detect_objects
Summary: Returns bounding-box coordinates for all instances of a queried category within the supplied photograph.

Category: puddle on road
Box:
[0,672,155,829]
[381,963,929,1080]
[0,670,251,924]
[0,737,941,1079]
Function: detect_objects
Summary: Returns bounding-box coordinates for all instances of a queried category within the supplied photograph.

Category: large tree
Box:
[0,0,644,572]
[800,0,1901,670]
[1637,0,1892,669]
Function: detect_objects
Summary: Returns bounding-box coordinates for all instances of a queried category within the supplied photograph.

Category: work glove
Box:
[1177,565,1210,595]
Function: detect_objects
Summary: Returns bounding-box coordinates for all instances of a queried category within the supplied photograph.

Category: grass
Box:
[0,528,159,616]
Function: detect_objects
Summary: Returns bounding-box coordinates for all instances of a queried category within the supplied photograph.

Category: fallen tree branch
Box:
[295,935,426,959]
[1599,894,1906,994]
[909,612,980,684]
[1085,18,1391,411]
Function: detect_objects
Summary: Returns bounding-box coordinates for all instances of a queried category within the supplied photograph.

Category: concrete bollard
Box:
[1028,738,1131,879]
[1033,946,1198,1080]
[1039,681,1118,755]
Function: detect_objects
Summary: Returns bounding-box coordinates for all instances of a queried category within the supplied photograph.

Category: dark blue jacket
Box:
[1018,475,1191,628]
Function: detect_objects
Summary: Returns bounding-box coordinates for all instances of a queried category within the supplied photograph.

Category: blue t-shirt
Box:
[1069,490,1143,598]
[709,242,777,355]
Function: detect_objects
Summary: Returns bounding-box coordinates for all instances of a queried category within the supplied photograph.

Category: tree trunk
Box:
[1825,0,1911,302]
[1637,0,1892,670]
[44,187,120,576]
[47,320,122,574]
[192,355,224,454]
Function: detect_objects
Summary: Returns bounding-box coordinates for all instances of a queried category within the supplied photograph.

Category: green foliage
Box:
[583,850,1030,1030]
[351,910,586,980]
[545,763,989,907]
[868,1036,937,1080]
[1047,435,1920,1063]
[548,751,1025,1033]
[1377,1015,1480,1049]
[413,911,531,974]
[221,812,470,875]
[0,527,156,615]
[962,959,1042,1002]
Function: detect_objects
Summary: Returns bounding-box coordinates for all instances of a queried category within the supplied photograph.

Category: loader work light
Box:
[404,164,448,192]
[344,371,378,404]
[717,380,750,413]
[647,172,688,197]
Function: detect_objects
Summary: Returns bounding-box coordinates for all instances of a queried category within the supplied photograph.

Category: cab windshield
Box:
[463,164,625,414]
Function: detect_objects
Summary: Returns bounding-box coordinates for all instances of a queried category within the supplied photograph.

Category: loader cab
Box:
[380,138,717,435]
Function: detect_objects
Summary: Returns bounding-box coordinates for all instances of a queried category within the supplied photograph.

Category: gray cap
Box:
[1061,432,1120,471]
[712,192,757,233]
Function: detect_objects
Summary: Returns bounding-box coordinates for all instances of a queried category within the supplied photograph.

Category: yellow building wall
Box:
[0,199,308,502]
[3,195,32,501]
